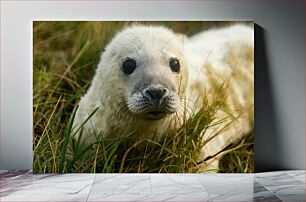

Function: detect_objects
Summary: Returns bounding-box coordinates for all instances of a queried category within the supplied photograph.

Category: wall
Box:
[1,0,304,171]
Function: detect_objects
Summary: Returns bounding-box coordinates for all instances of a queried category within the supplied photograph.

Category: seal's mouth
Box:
[128,107,174,120]
[145,110,168,120]
[148,111,164,115]
[127,92,179,120]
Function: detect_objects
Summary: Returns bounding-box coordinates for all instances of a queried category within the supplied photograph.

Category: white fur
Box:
[185,24,254,170]
[73,24,254,171]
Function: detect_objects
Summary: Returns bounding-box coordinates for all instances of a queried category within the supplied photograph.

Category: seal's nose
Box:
[144,87,167,102]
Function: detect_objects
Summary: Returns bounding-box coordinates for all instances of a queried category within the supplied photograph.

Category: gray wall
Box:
[1,0,304,171]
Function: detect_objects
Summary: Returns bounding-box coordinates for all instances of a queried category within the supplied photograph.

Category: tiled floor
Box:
[0,170,305,201]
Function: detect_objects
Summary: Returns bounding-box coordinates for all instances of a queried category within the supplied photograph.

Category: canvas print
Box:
[33,21,254,173]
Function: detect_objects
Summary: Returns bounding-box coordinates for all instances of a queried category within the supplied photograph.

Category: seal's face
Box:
[102,26,188,120]
[123,53,183,120]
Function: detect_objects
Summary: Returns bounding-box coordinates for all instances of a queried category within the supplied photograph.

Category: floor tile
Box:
[1,173,96,196]
[90,174,151,195]
[210,194,253,201]
[255,170,305,183]
[1,194,88,202]
[253,194,282,201]
[150,174,208,195]
[253,181,272,194]
[255,172,305,194]
[0,170,31,178]
[1,172,53,196]
[198,174,254,195]
[253,180,291,200]
[286,170,306,183]
[275,194,306,202]
[2,170,306,202]
[210,194,281,202]
[210,194,282,202]
[256,176,305,195]
[255,171,292,180]
[265,184,305,195]
[253,181,269,194]
[88,194,211,201]
[285,170,306,174]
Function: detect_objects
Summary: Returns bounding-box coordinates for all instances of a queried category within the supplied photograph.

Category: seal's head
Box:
[97,25,188,120]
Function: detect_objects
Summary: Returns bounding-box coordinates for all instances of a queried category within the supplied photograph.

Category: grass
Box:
[33,21,254,173]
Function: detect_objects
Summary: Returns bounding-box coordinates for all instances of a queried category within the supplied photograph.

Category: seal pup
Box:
[73,25,188,141]
[73,24,254,171]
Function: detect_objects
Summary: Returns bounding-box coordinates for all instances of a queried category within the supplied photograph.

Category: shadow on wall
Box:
[254,24,283,172]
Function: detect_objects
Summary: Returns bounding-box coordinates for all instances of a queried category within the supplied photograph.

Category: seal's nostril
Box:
[145,88,166,100]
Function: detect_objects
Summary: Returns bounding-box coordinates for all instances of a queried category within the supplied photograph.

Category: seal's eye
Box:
[169,58,180,73]
[122,58,136,75]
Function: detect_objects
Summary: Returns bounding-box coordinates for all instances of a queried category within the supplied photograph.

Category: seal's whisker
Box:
[117,105,129,119]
